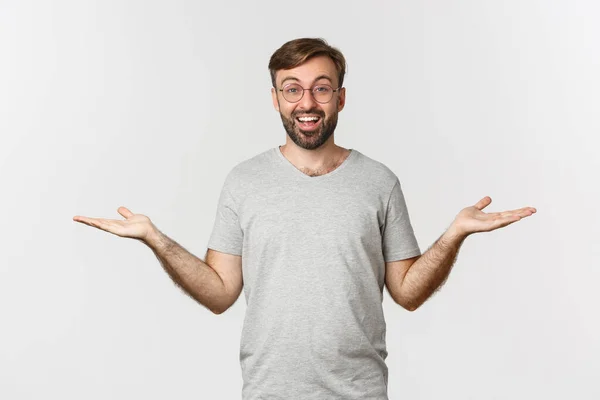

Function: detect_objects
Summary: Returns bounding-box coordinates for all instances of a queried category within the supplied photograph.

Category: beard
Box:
[279,108,338,150]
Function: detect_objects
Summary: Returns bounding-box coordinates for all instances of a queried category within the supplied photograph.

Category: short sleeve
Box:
[381,179,421,262]
[207,174,243,256]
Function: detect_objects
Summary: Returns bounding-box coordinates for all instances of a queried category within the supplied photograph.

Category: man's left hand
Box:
[450,196,536,238]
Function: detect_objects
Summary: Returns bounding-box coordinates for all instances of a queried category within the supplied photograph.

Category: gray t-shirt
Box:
[208,147,421,400]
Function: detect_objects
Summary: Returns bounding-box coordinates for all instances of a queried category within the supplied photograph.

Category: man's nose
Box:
[298,89,318,109]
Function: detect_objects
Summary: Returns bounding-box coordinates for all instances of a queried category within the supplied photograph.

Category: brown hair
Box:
[268,38,347,89]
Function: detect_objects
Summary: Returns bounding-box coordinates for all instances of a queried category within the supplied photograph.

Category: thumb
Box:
[117,206,134,219]
[474,196,492,210]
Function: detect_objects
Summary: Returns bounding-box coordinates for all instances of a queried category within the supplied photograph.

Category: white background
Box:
[1,0,598,399]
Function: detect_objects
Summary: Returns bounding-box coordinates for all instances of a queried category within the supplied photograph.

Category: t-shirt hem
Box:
[206,241,242,256]
[384,248,421,262]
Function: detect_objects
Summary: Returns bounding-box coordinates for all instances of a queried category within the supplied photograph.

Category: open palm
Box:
[73,207,154,241]
[453,196,536,236]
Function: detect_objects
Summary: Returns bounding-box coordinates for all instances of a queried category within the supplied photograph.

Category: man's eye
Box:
[314,86,331,93]
[286,88,298,93]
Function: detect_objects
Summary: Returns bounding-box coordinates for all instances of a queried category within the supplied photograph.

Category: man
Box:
[73,38,536,399]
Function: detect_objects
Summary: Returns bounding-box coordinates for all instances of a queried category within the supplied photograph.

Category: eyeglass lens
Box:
[282,83,334,103]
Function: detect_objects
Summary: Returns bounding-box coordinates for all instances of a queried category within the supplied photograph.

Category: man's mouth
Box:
[295,115,322,131]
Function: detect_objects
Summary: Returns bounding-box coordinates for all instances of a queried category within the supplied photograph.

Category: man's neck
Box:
[279,140,351,177]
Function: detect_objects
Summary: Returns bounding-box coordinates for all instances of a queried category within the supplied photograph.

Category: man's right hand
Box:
[73,206,243,314]
[73,206,155,243]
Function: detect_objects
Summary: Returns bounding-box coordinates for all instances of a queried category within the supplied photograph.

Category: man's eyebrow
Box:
[279,74,334,86]
[280,76,300,86]
[313,75,333,84]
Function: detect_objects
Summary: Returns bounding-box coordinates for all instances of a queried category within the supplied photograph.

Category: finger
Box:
[496,210,535,229]
[474,196,492,211]
[499,214,523,227]
[84,218,126,235]
[480,214,520,231]
[73,216,105,228]
[73,215,98,224]
[118,207,134,219]
[515,208,536,217]
[499,207,536,218]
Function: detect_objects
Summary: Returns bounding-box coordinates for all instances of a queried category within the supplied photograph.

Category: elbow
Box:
[391,286,426,312]
[394,295,421,312]
[210,302,229,315]
[210,303,223,314]
[199,299,227,315]
[210,297,236,315]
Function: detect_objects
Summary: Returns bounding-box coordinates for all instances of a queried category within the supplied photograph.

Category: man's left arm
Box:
[385,196,536,311]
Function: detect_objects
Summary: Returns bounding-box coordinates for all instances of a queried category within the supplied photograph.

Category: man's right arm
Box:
[145,228,243,315]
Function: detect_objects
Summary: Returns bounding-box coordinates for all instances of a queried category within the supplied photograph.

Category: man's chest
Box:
[238,187,387,253]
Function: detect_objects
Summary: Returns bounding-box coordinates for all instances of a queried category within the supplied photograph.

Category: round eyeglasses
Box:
[278,83,341,104]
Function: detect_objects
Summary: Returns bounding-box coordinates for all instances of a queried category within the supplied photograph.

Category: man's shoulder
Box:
[220,148,275,190]
[352,148,399,184]
[227,148,274,176]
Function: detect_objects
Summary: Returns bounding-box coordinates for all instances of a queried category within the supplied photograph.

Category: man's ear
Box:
[337,87,346,112]
[271,87,280,112]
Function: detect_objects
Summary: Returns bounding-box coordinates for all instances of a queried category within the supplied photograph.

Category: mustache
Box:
[292,110,325,118]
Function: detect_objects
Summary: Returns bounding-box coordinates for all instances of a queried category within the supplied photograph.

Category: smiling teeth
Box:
[298,117,319,122]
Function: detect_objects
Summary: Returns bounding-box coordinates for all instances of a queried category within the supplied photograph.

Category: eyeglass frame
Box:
[276,83,343,104]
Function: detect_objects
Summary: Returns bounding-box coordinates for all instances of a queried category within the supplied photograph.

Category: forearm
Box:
[400,226,467,310]
[144,228,228,314]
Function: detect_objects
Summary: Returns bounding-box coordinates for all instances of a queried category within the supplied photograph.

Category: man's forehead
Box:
[276,56,338,86]
[279,73,334,85]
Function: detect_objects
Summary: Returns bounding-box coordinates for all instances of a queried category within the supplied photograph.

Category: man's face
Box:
[271,55,346,150]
